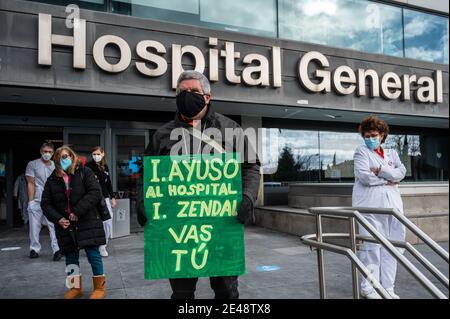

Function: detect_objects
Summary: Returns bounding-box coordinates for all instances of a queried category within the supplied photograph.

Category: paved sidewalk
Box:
[0,225,448,299]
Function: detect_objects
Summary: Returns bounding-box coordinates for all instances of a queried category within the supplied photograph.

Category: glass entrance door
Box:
[64,128,106,163]
[112,129,151,231]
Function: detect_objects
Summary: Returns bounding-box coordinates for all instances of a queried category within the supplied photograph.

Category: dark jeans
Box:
[169,276,239,299]
[65,246,104,276]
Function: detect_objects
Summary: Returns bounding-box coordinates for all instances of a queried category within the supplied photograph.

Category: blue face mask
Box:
[364,137,381,151]
[60,157,72,171]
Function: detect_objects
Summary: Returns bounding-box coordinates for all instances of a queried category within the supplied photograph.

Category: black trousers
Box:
[169,276,239,299]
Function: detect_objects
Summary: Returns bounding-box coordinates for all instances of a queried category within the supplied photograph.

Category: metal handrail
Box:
[310,207,449,263]
[301,207,449,299]
[301,233,392,299]
[302,233,449,289]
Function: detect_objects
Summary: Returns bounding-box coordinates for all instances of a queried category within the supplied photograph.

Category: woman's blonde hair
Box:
[54,145,80,177]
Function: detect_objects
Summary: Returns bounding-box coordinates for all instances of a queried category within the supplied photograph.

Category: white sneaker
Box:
[386,288,400,299]
[361,289,382,299]
[99,245,108,257]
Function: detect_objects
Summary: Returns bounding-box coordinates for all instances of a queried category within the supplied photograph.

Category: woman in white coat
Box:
[352,115,406,299]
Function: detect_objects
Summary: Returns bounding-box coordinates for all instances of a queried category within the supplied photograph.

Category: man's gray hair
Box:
[176,70,211,95]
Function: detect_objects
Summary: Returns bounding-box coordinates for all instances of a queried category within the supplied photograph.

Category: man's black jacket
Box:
[136,107,261,226]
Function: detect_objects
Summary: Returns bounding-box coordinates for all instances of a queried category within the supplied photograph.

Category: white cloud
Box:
[405,46,444,62]
[301,0,337,17]
[281,0,402,55]
[404,16,436,39]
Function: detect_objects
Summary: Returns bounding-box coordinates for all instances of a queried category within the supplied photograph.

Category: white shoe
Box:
[361,289,382,299]
[99,245,108,257]
[386,288,400,299]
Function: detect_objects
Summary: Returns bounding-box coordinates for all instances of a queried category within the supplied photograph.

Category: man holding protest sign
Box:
[137,70,261,299]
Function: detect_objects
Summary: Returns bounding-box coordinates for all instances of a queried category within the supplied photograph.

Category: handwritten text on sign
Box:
[143,153,245,279]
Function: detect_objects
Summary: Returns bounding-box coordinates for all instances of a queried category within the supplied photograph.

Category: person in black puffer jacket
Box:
[86,146,116,258]
[41,145,107,299]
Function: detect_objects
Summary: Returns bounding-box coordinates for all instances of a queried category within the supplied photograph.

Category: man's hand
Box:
[136,179,147,227]
[237,195,254,226]
[69,213,78,222]
[58,217,70,229]
[137,212,148,227]
[111,198,117,209]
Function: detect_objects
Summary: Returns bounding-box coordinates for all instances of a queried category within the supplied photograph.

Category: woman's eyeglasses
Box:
[61,154,70,160]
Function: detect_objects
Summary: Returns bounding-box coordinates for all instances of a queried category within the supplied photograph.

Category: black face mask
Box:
[176,91,206,118]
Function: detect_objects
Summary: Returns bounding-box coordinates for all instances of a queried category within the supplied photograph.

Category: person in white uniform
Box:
[352,115,406,299]
[25,142,61,261]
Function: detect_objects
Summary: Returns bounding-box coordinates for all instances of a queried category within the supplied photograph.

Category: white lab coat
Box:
[352,144,407,293]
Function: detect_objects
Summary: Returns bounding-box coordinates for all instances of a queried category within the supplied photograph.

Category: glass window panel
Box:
[404,9,449,64]
[0,152,6,178]
[111,0,199,25]
[116,134,146,198]
[115,133,148,230]
[420,134,448,181]
[26,0,106,10]
[320,131,361,181]
[113,0,199,14]
[262,128,320,182]
[200,0,277,36]
[67,133,101,160]
[279,0,403,57]
[263,128,448,183]
[385,134,449,182]
[36,0,104,3]
[112,0,277,37]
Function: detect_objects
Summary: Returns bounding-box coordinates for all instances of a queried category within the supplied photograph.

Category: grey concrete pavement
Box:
[0,225,448,299]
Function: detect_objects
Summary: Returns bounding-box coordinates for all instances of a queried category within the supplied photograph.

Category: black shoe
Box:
[29,250,39,258]
[53,250,62,261]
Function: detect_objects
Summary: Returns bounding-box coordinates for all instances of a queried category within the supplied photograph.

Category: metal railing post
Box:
[316,214,326,299]
[356,235,449,289]
[404,242,449,289]
[304,207,449,299]
[354,211,447,299]
[349,217,360,299]
[393,211,449,263]
[346,250,391,299]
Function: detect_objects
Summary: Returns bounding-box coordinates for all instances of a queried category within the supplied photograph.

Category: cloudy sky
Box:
[120,0,448,63]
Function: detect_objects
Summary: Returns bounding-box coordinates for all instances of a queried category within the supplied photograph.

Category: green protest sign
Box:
[143,153,245,280]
